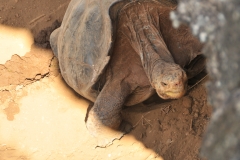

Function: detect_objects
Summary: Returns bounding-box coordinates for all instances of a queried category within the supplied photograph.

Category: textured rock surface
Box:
[172,0,240,159]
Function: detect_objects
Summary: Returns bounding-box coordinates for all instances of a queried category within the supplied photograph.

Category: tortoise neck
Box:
[141,50,175,85]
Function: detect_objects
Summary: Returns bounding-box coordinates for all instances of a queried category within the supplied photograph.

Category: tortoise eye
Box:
[161,82,167,86]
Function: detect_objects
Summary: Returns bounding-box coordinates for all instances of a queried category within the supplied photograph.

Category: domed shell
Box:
[50,0,120,101]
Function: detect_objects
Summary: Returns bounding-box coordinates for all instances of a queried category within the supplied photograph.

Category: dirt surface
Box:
[0,0,211,160]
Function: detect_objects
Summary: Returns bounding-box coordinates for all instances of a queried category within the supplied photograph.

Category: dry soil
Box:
[0,0,211,160]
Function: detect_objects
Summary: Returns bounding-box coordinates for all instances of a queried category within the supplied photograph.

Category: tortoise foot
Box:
[119,120,132,134]
[94,120,132,148]
[86,112,125,147]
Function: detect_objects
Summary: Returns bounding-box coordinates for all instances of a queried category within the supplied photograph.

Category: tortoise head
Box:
[151,62,188,99]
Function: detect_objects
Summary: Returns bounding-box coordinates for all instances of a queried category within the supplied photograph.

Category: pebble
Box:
[182,108,190,115]
[182,97,192,108]
[194,113,199,118]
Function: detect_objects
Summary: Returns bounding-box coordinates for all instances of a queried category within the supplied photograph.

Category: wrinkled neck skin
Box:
[140,46,173,83]
[141,51,188,100]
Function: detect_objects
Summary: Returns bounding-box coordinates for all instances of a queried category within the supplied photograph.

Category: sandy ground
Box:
[0,0,211,159]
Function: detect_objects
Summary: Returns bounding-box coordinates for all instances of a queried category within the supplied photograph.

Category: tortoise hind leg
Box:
[86,79,132,147]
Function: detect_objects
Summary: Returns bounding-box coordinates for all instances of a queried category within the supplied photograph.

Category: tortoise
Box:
[50,0,205,147]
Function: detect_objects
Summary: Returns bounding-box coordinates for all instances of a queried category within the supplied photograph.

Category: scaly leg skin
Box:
[86,80,131,147]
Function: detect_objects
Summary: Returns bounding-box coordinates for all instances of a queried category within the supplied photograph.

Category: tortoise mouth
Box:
[157,90,186,100]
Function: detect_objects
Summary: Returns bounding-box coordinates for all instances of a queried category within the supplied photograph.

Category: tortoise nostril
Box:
[174,81,183,87]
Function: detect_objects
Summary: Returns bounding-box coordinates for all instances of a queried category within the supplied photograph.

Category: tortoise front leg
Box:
[185,54,206,79]
[86,79,131,147]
